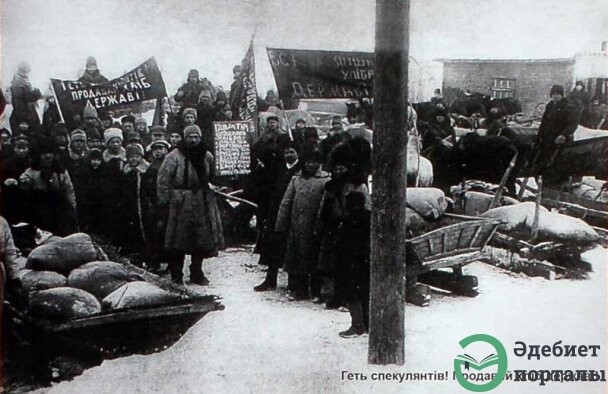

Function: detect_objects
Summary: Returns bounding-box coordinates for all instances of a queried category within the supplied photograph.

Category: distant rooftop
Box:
[434,58,575,64]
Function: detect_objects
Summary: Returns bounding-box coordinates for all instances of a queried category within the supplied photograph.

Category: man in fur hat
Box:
[157,124,224,284]
[175,69,205,109]
[79,56,109,84]
[535,84,580,183]
[121,115,136,135]
[10,62,42,133]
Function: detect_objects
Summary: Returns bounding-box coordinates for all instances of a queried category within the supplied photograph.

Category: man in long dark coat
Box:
[535,84,580,184]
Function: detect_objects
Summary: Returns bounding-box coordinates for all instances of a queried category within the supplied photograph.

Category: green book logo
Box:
[454,334,508,392]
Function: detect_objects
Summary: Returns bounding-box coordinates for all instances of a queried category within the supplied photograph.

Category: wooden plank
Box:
[469,225,483,247]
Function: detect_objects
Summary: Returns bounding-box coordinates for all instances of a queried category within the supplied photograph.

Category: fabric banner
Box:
[266,48,374,100]
[51,57,167,125]
[231,43,257,135]
[213,121,252,176]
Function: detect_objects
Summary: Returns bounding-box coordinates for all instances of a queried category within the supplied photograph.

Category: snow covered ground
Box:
[39,245,607,394]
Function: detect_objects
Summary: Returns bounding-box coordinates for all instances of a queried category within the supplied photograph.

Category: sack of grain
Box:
[28,287,101,322]
[454,191,519,216]
[102,281,182,310]
[26,233,98,274]
[525,211,599,244]
[406,188,448,220]
[68,261,130,299]
[480,202,547,232]
[21,270,67,293]
[406,207,429,233]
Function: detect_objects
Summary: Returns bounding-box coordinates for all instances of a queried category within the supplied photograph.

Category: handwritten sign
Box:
[213,121,252,176]
[266,48,374,100]
[51,57,167,127]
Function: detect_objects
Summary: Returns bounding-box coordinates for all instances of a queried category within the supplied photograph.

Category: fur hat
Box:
[182,107,198,120]
[17,62,31,75]
[134,117,147,126]
[83,105,98,119]
[121,115,136,125]
[183,125,202,139]
[150,125,167,135]
[550,84,565,96]
[104,128,124,145]
[36,137,57,154]
[266,115,279,123]
[199,90,212,100]
[71,129,87,142]
[89,148,103,160]
[215,91,227,103]
[300,144,322,163]
[188,69,199,80]
[86,56,97,67]
[125,143,144,157]
[125,131,141,142]
[13,133,30,143]
[51,123,69,138]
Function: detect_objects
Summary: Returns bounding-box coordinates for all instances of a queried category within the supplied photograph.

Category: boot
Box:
[190,254,209,285]
[169,259,185,285]
[339,302,366,338]
[254,266,278,291]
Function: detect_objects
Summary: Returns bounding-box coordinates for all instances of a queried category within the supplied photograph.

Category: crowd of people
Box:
[1,57,376,338]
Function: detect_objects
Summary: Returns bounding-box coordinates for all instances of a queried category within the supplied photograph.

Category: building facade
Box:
[436,58,575,115]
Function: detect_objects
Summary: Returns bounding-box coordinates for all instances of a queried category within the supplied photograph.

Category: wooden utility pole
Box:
[368,0,410,365]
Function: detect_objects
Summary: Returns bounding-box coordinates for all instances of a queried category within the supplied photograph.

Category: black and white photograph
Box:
[0,0,607,393]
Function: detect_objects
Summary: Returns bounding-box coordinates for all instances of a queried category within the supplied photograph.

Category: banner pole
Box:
[49,81,65,124]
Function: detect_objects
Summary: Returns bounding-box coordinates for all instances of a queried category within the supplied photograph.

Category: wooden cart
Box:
[405,216,502,306]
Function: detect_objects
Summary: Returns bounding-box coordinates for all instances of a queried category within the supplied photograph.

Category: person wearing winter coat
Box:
[119,144,158,263]
[19,139,77,236]
[62,129,89,221]
[253,136,302,292]
[1,135,31,224]
[568,81,589,113]
[42,96,61,132]
[535,84,580,183]
[275,145,329,301]
[9,62,42,133]
[212,91,231,121]
[316,143,371,309]
[175,69,205,110]
[77,149,105,235]
[336,190,371,338]
[78,57,109,84]
[247,115,287,237]
[580,96,608,129]
[195,90,215,148]
[147,139,170,172]
[102,128,127,169]
[82,105,103,141]
[157,125,224,284]
[134,117,149,141]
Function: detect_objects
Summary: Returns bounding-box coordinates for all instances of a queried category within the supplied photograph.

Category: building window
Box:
[491,78,516,98]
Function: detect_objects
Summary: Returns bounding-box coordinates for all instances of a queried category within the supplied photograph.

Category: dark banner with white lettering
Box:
[51,57,167,126]
[266,48,374,101]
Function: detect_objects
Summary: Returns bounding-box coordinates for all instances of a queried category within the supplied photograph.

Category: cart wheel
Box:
[406,284,431,307]
[452,275,479,297]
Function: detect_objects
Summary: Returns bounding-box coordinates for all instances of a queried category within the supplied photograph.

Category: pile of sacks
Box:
[405,187,449,235]
[15,233,182,322]
[480,202,599,245]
